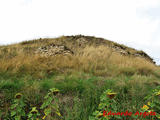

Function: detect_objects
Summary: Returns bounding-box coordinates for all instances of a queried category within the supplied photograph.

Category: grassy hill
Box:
[0,35,160,120]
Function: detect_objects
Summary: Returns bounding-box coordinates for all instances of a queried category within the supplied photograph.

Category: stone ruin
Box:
[76,37,88,47]
[35,43,74,57]
[34,36,155,64]
[112,44,155,64]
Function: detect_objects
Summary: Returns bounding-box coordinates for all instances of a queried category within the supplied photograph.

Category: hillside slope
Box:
[0,35,160,120]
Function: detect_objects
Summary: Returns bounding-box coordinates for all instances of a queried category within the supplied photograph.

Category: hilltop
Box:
[1,35,155,63]
[0,35,160,120]
[0,35,158,77]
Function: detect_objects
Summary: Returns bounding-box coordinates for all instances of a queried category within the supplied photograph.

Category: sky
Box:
[0,0,160,64]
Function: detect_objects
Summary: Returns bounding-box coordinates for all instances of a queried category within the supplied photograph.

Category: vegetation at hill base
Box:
[0,35,160,120]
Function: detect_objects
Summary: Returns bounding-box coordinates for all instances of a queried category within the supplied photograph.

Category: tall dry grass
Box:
[0,45,158,78]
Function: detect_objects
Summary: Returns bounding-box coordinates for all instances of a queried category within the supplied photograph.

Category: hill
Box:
[0,35,160,120]
[1,35,155,62]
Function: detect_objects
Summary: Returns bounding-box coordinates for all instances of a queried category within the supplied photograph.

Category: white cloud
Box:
[0,0,136,43]
[135,0,160,64]
[0,0,159,64]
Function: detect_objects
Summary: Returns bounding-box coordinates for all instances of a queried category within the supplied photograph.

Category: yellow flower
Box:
[49,88,60,95]
[155,91,160,96]
[142,105,149,111]
[56,111,62,117]
[147,102,151,106]
[15,93,22,99]
[31,107,38,114]
[42,115,46,120]
[107,92,117,99]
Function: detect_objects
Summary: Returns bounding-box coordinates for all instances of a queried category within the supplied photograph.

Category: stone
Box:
[35,44,73,56]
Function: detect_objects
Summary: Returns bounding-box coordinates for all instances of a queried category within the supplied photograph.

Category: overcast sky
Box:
[0,0,160,64]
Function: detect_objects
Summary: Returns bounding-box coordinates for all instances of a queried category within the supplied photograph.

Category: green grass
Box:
[0,71,159,119]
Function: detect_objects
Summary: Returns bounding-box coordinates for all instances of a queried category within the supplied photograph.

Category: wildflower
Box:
[56,111,62,116]
[49,88,59,95]
[42,115,46,119]
[142,105,149,111]
[107,92,117,99]
[31,107,38,114]
[147,102,151,106]
[15,93,22,99]
[155,91,160,96]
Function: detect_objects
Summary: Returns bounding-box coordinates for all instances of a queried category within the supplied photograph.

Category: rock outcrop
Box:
[34,35,155,64]
[35,43,73,57]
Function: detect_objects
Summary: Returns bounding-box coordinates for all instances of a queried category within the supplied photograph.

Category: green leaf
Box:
[21,111,26,116]
[89,116,96,120]
[11,111,16,117]
[44,93,51,99]
[41,102,48,109]
[11,104,18,109]
[15,116,21,120]
[44,107,51,115]
[0,110,2,117]
[93,111,99,116]
[48,96,53,103]
[28,113,32,118]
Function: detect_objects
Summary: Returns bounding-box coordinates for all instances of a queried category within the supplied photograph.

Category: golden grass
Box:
[0,44,159,78]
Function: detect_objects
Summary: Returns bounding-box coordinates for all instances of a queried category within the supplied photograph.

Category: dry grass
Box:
[0,44,159,78]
